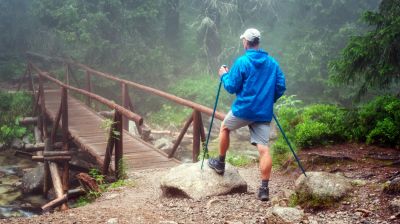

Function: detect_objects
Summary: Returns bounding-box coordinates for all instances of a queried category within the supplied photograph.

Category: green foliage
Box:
[330,0,400,97]
[0,91,31,144]
[352,95,400,146]
[296,104,347,148]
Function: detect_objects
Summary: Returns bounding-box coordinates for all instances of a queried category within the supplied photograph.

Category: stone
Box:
[21,164,44,194]
[0,143,4,151]
[107,218,118,224]
[390,198,400,213]
[159,221,178,224]
[11,138,24,150]
[351,179,367,187]
[154,138,174,152]
[384,177,400,194]
[160,160,247,200]
[22,135,31,145]
[295,171,352,207]
[268,206,304,223]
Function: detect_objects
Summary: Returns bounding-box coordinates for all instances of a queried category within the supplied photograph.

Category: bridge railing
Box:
[27,52,226,162]
[27,62,143,180]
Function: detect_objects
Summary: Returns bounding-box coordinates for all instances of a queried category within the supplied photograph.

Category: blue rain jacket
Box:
[221,49,286,122]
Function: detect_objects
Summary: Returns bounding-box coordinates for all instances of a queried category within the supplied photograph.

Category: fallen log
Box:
[32,155,72,162]
[41,194,67,212]
[24,143,45,152]
[68,187,86,198]
[14,150,33,159]
[18,117,38,126]
[43,151,74,156]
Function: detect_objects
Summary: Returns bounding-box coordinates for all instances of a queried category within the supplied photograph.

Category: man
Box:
[208,28,286,201]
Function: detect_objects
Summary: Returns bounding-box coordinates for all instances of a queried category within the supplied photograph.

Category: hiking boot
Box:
[258,187,269,201]
[208,158,225,175]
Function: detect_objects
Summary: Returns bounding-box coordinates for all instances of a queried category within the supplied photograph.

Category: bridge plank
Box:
[43,90,179,172]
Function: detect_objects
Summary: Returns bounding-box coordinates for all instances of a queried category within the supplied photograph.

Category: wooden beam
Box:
[168,114,193,158]
[18,117,38,126]
[61,87,69,210]
[102,118,116,175]
[41,194,67,213]
[114,111,123,179]
[192,111,201,162]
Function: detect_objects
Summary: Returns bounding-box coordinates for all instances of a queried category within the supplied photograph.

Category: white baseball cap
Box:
[240,28,261,41]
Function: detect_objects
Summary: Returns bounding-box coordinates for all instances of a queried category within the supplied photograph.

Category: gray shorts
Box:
[223,111,270,146]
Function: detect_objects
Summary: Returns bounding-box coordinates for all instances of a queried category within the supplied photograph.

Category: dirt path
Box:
[4,144,400,224]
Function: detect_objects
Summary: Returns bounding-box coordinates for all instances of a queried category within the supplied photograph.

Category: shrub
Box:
[355,95,400,147]
[0,91,32,144]
[296,104,348,148]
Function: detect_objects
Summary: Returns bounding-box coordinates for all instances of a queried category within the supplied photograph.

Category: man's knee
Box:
[257,144,270,155]
[220,123,231,134]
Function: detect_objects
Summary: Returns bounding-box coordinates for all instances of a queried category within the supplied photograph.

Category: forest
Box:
[0,0,400,223]
[1,0,399,153]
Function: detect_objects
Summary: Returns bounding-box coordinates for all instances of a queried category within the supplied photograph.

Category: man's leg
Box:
[208,111,249,174]
[257,144,272,180]
[219,124,230,158]
[249,123,271,201]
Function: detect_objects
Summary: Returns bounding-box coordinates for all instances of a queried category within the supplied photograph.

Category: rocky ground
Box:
[2,143,400,224]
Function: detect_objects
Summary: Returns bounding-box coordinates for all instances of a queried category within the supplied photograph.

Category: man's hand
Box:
[218,65,229,77]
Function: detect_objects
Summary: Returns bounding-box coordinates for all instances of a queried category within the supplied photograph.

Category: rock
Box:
[160,160,247,200]
[0,143,4,151]
[295,171,352,207]
[268,206,304,223]
[107,218,118,224]
[206,198,221,209]
[351,179,367,187]
[11,138,24,150]
[104,193,119,200]
[390,198,400,213]
[21,164,44,194]
[22,135,31,144]
[283,189,295,198]
[154,138,174,152]
[384,177,400,194]
[159,221,178,224]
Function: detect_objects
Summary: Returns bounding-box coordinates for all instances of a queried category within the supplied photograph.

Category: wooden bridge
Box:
[18,52,226,211]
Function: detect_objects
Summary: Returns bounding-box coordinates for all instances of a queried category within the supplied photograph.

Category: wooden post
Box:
[43,138,51,197]
[38,75,47,140]
[192,111,201,162]
[102,113,116,175]
[198,112,206,143]
[64,63,70,86]
[86,70,92,106]
[168,114,194,158]
[114,111,123,179]
[121,83,129,131]
[60,87,69,210]
[50,102,62,144]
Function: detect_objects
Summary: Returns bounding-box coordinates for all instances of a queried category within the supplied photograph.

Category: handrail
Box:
[26,52,226,121]
[29,62,143,125]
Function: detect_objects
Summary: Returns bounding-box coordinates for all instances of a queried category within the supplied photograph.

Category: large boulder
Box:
[21,164,44,194]
[295,171,352,207]
[160,160,247,199]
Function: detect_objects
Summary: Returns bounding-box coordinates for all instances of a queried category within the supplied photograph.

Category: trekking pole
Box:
[201,67,225,170]
[272,113,307,177]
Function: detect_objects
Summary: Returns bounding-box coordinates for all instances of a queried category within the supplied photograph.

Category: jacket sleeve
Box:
[221,60,244,94]
[274,66,286,102]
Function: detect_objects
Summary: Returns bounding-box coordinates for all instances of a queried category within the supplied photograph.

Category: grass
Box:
[73,168,135,208]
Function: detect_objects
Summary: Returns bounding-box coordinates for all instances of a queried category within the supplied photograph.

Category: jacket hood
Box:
[245,49,269,67]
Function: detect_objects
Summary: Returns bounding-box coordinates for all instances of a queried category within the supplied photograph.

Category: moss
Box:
[296,192,339,209]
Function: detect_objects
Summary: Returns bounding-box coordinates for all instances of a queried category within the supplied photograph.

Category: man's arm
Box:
[274,66,286,102]
[219,61,243,94]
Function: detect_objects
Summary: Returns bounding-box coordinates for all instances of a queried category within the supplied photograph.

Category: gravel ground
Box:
[4,160,397,224]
